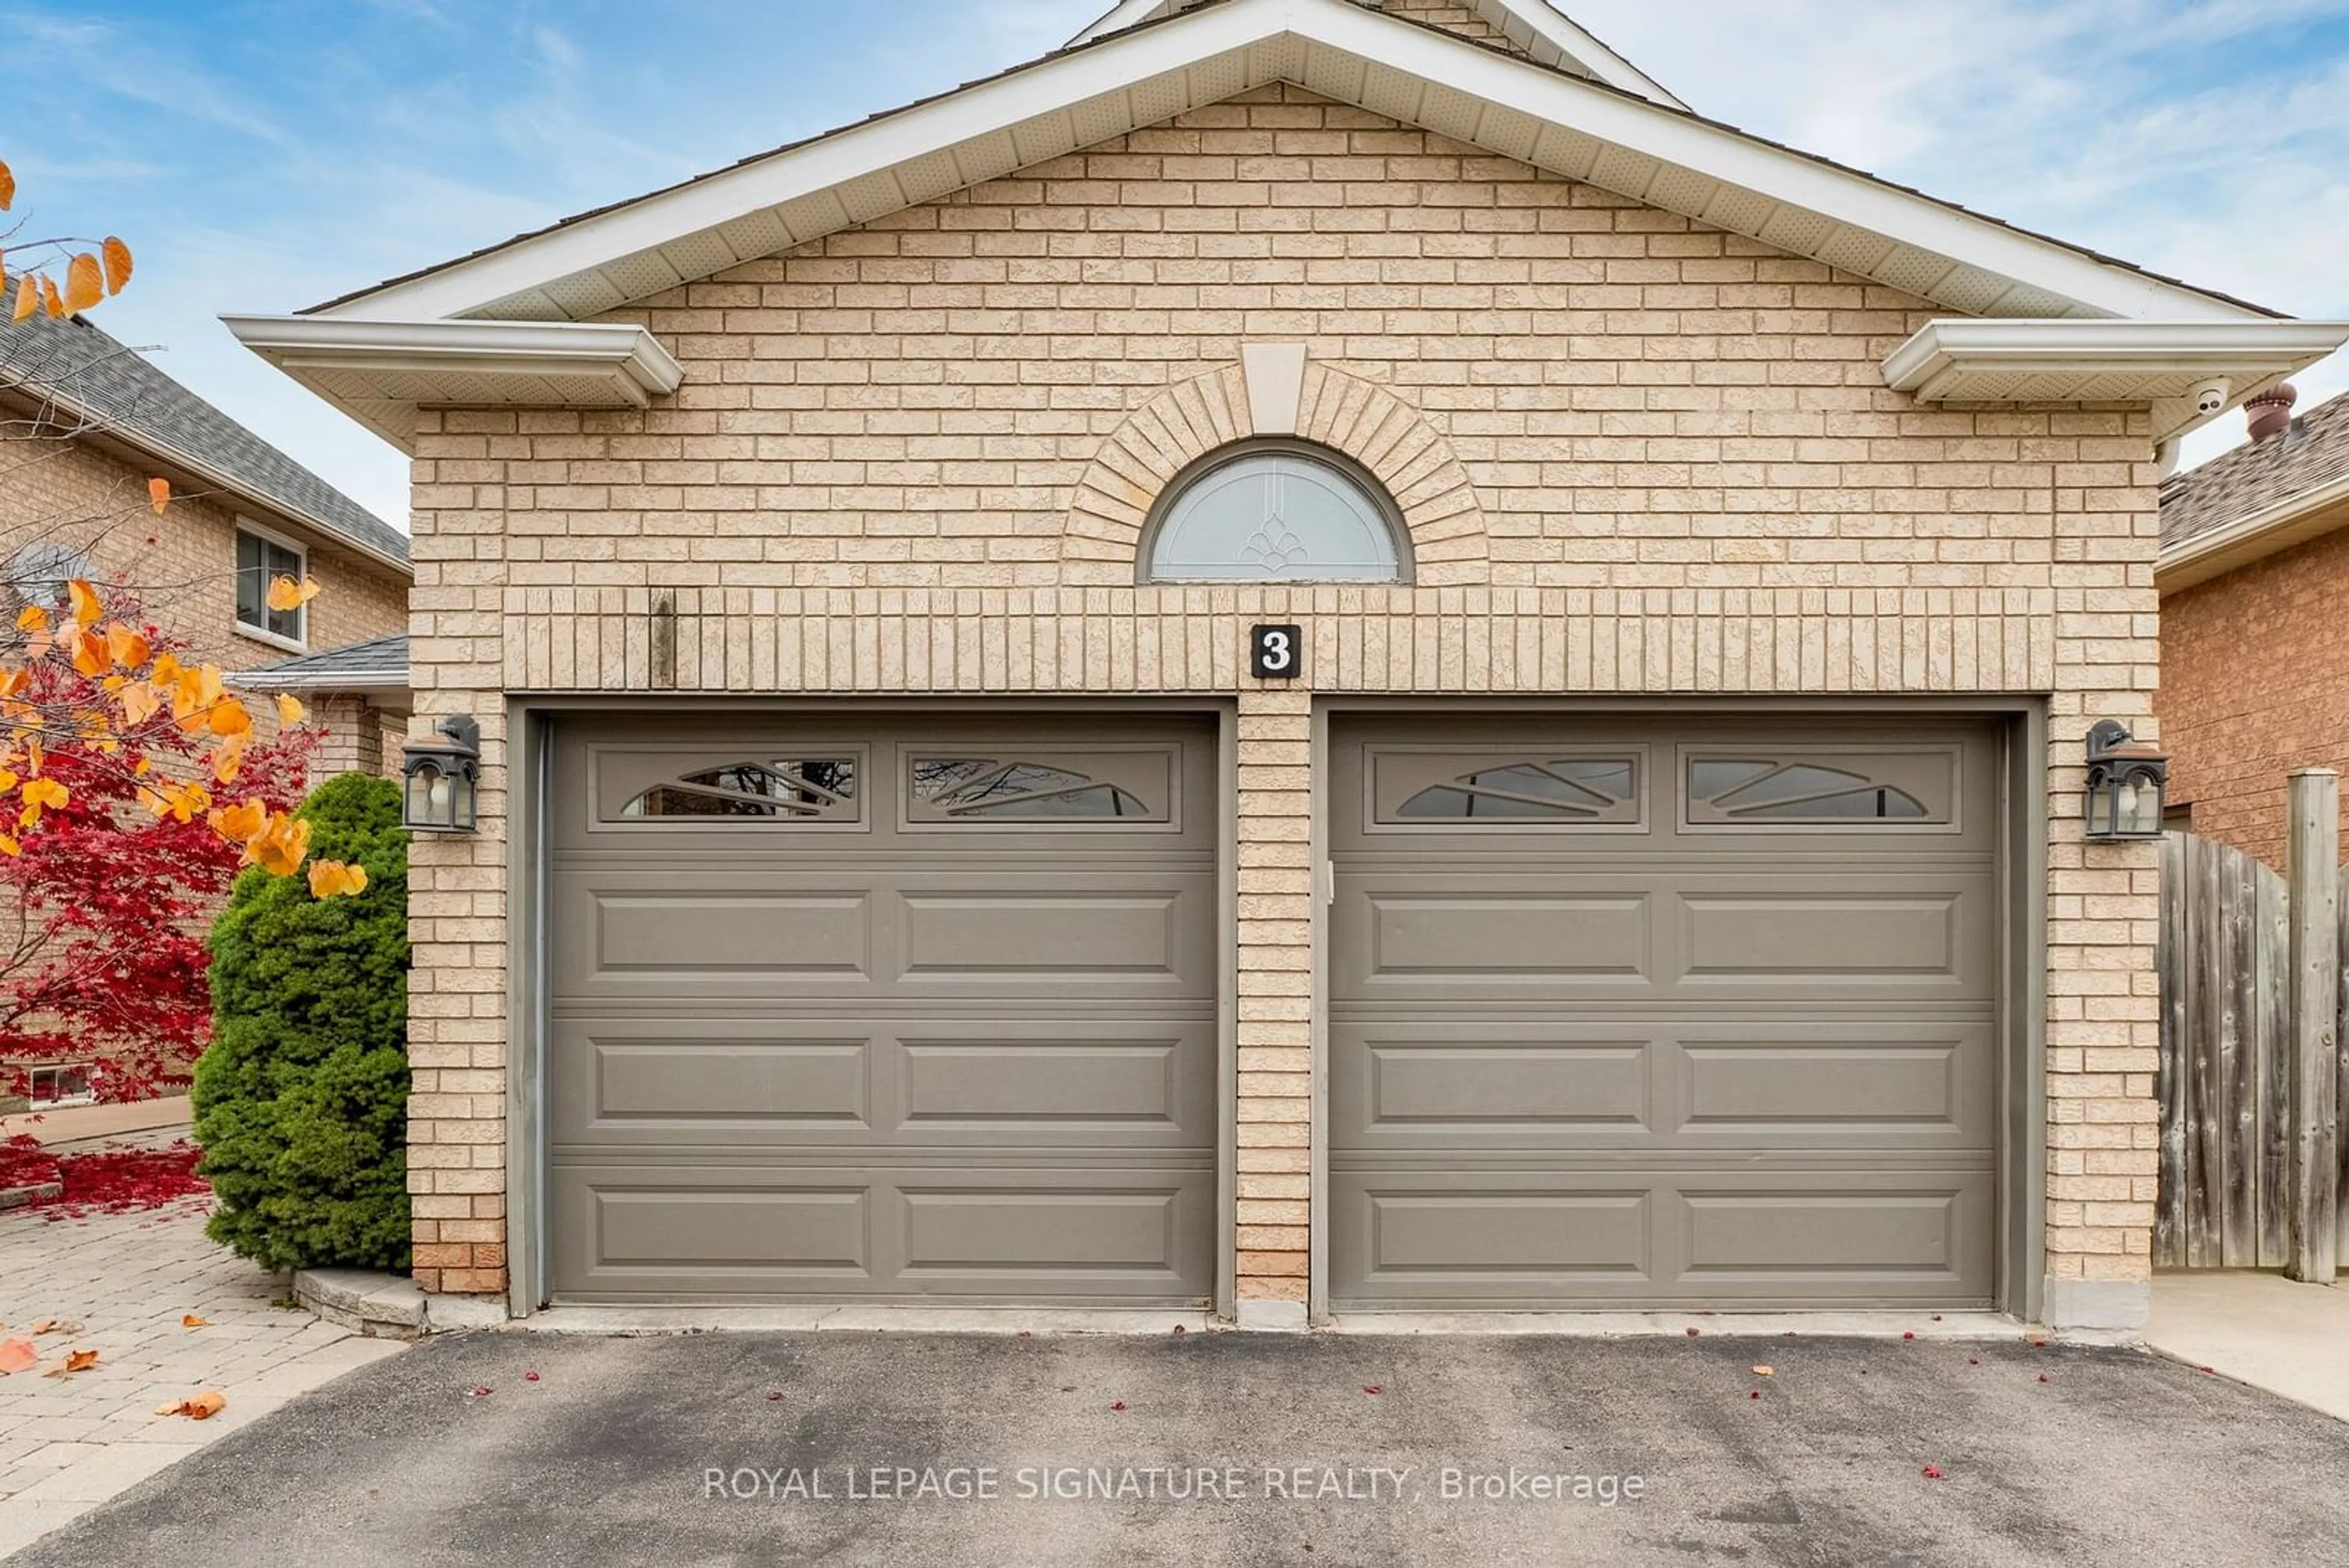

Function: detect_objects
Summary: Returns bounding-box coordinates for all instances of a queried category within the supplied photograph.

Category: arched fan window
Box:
[617,758,858,820]
[1142,442,1408,583]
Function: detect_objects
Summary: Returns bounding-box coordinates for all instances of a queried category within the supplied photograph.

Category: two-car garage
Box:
[535,708,2009,1315]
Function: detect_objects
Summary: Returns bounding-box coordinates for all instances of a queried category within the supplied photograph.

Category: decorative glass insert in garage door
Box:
[611,757,859,820]
[907,751,1173,823]
[1370,749,1646,827]
[1683,749,1957,826]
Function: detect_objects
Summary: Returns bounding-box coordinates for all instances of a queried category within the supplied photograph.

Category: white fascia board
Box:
[1067,0,1168,46]
[2158,470,2349,593]
[223,667,412,696]
[1298,3,2265,324]
[317,1,1291,324]
[1068,0,1689,109]
[314,0,2266,326]
[1883,319,2349,396]
[221,316,686,401]
[1479,0,1687,110]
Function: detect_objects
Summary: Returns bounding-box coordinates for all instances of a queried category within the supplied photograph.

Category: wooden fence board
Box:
[2154,830,2297,1271]
[2156,832,2186,1267]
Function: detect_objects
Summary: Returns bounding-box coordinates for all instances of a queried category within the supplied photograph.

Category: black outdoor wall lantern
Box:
[2083,719,2168,841]
[401,715,481,834]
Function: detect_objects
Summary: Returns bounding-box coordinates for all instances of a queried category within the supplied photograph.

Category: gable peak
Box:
[1069,0,1686,110]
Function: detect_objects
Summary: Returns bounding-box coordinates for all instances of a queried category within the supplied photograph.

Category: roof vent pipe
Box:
[2244,382,2298,442]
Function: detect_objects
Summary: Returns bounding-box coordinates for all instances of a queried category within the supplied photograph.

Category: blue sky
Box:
[4,0,2345,528]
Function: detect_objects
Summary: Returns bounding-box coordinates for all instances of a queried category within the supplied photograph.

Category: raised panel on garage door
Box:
[1329,714,2003,1310]
[544,713,1218,1306]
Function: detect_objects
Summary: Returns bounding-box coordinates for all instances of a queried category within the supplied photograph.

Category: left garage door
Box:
[544,713,1217,1306]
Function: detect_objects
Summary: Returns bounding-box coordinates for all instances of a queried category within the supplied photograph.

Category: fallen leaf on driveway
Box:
[1362,1386,1382,1395]
[43,1348,99,1377]
[1684,1327,1701,1338]
[525,1370,541,1383]
[1922,1465,1943,1480]
[181,1314,209,1328]
[28,1318,77,1335]
[1109,1401,1127,1411]
[1750,1365,1774,1377]
[155,1391,226,1420]
[467,1386,493,1399]
[0,1336,33,1374]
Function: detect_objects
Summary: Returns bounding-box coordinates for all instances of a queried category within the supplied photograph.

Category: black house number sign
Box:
[1250,623,1303,680]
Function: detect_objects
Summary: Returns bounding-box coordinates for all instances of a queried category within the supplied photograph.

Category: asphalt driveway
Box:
[12,1328,2348,1567]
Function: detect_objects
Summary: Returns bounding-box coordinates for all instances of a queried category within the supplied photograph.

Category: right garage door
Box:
[1330,713,2003,1310]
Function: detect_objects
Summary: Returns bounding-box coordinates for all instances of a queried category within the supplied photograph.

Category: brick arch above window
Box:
[1061,359,1490,587]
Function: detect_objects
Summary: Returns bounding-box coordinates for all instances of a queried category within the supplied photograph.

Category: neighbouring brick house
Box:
[229,0,2347,1329]
[2157,385,2349,868]
[0,303,413,1112]
[0,305,413,765]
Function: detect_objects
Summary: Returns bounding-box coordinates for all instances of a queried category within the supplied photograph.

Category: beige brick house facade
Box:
[234,0,2347,1328]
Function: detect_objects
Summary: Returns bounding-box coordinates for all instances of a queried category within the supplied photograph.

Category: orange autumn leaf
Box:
[15,604,46,633]
[0,834,19,858]
[181,1314,209,1328]
[102,236,133,295]
[307,858,367,899]
[40,274,63,318]
[18,778,69,829]
[0,158,13,209]
[8,273,32,323]
[147,475,171,514]
[62,252,103,314]
[66,580,103,629]
[105,623,150,670]
[209,797,266,844]
[44,1348,100,1378]
[264,573,320,613]
[0,1336,32,1374]
[156,1389,226,1420]
[67,629,108,678]
[275,693,305,726]
[211,731,248,785]
[207,696,253,738]
[119,681,160,726]
[249,812,310,877]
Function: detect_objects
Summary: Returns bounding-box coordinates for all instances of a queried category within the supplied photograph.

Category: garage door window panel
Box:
[1371,748,1646,829]
[617,759,859,820]
[908,751,1172,826]
[1683,748,1958,830]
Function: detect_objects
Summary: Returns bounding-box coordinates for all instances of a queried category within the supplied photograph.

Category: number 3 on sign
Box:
[1250,623,1302,680]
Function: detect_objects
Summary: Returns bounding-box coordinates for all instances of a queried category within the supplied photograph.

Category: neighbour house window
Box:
[234,527,305,644]
[6,541,91,610]
[28,1064,96,1110]
[1141,443,1408,583]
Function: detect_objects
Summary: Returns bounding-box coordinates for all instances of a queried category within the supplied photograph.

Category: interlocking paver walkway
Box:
[0,1188,407,1559]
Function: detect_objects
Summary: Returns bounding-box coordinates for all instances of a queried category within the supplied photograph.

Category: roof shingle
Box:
[2162,392,2349,551]
[223,633,409,690]
[0,304,410,568]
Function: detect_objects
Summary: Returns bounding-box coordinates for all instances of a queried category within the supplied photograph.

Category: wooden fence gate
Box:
[2156,827,2349,1270]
